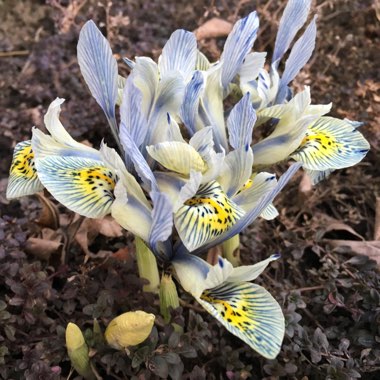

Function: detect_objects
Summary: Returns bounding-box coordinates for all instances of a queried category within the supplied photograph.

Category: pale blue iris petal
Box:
[171,250,210,297]
[272,0,311,66]
[180,71,205,136]
[147,74,186,146]
[239,52,267,87]
[220,11,259,89]
[159,29,197,80]
[122,57,135,69]
[305,168,335,185]
[133,57,159,117]
[260,203,279,220]
[197,282,284,359]
[218,147,254,198]
[120,125,158,191]
[227,93,256,149]
[120,74,148,151]
[187,163,301,255]
[276,16,317,104]
[149,191,174,260]
[77,20,120,147]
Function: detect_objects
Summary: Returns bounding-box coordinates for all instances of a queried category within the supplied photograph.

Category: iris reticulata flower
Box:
[6,0,369,359]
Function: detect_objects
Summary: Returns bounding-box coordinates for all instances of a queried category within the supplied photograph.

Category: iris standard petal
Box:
[276,16,317,104]
[290,116,370,171]
[180,71,205,136]
[220,11,259,89]
[218,147,254,198]
[227,92,256,149]
[77,20,120,147]
[36,156,117,218]
[197,281,285,359]
[158,29,197,80]
[149,191,174,258]
[272,0,311,66]
[239,52,267,91]
[6,140,44,199]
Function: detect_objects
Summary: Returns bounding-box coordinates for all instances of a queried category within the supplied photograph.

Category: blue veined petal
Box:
[133,57,159,117]
[227,92,256,149]
[77,21,120,148]
[290,117,370,171]
[166,113,186,143]
[158,29,197,80]
[147,73,186,146]
[220,12,259,89]
[199,68,228,151]
[120,74,148,150]
[171,250,211,297]
[305,168,335,185]
[180,70,205,136]
[197,282,285,359]
[35,156,117,218]
[32,98,100,161]
[186,163,301,255]
[276,16,317,104]
[149,191,174,259]
[120,126,158,192]
[228,254,280,283]
[233,172,277,212]
[239,52,267,89]
[122,57,135,70]
[260,203,279,220]
[6,140,44,199]
[175,181,245,252]
[99,142,150,208]
[272,0,311,67]
[218,147,254,198]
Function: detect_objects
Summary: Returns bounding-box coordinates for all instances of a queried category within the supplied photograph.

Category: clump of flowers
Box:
[7,0,369,363]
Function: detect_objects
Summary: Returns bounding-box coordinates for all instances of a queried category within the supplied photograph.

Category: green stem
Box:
[135,237,160,294]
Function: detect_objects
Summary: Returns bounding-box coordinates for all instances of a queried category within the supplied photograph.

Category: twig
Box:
[0,50,29,57]
[296,285,325,293]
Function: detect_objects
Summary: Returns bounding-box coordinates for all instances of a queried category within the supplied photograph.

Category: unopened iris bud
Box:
[65,322,95,380]
[159,274,180,323]
[105,311,155,350]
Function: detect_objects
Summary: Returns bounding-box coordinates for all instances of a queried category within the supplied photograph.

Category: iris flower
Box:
[6,0,369,360]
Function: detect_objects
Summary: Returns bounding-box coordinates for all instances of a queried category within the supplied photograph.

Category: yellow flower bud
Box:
[65,323,95,380]
[105,311,155,349]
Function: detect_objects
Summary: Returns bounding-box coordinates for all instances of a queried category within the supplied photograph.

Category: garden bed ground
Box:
[0,0,379,379]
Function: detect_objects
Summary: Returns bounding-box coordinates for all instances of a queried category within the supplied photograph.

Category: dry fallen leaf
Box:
[24,228,63,260]
[194,18,233,41]
[374,197,380,240]
[326,239,380,266]
[35,192,60,230]
[75,217,123,259]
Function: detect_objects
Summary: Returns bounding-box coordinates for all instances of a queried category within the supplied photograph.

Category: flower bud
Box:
[159,274,180,323]
[105,311,155,349]
[135,237,160,293]
[65,322,95,380]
